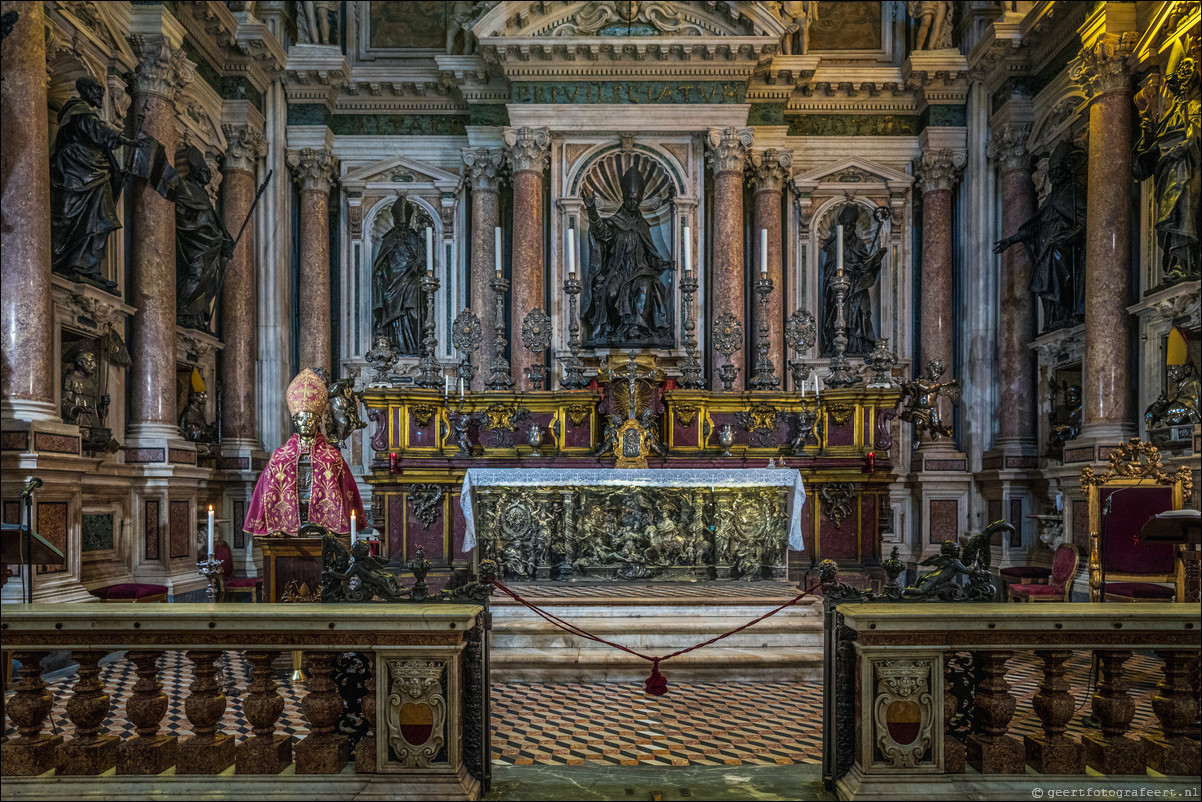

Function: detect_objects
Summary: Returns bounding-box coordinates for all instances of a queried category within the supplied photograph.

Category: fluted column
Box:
[462,148,504,392]
[987,125,1037,448]
[706,127,754,390]
[1075,34,1137,441]
[220,126,267,446]
[287,148,338,375]
[915,148,966,372]
[749,148,792,382]
[0,2,55,422]
[503,127,550,390]
[128,33,194,442]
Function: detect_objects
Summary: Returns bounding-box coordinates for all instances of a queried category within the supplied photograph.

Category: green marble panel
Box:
[786,114,918,136]
[287,105,332,126]
[329,114,469,136]
[82,513,114,553]
[921,104,967,128]
[748,103,787,125]
[510,81,747,104]
[468,105,510,127]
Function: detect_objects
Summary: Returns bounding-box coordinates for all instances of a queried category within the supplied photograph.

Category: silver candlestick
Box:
[415,271,443,389]
[824,270,861,388]
[486,273,514,390]
[713,311,743,392]
[197,553,222,603]
[561,271,587,389]
[521,308,552,391]
[750,276,780,390]
[679,268,704,389]
[451,308,482,388]
[785,308,816,390]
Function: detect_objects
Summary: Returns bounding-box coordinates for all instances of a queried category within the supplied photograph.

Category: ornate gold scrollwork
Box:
[675,404,699,426]
[741,403,781,432]
[279,579,318,603]
[565,403,592,427]
[818,482,857,529]
[827,403,855,427]
[411,404,437,428]
[484,404,518,431]
[1080,438,1193,500]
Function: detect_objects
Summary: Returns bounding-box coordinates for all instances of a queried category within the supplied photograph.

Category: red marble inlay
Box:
[234,500,246,549]
[168,448,196,465]
[388,494,404,559]
[220,456,250,470]
[1,431,30,451]
[33,432,80,454]
[1071,499,1089,553]
[126,448,166,463]
[928,499,958,545]
[1063,446,1094,464]
[145,499,160,560]
[36,501,68,574]
[1010,499,1023,547]
[169,500,190,559]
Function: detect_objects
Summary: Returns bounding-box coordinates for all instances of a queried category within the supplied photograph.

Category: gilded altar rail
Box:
[1,603,487,801]
[827,603,1201,800]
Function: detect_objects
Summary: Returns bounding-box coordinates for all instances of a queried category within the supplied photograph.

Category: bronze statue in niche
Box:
[62,346,101,427]
[820,204,887,356]
[176,147,234,332]
[372,197,427,356]
[582,165,675,348]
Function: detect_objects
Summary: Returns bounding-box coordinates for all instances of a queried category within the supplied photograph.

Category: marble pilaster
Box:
[1075,33,1137,442]
[287,147,338,375]
[220,125,268,447]
[749,149,792,383]
[915,148,965,372]
[0,1,55,422]
[503,127,550,390]
[706,127,753,391]
[462,148,504,392]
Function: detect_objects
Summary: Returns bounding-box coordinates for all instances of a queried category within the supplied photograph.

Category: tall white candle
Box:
[814,373,822,402]
[460,377,465,400]
[567,227,576,275]
[495,227,502,277]
[683,226,692,273]
[445,375,450,399]
[350,509,357,545]
[426,226,434,274]
[836,225,844,277]
[207,505,214,558]
[760,228,768,274]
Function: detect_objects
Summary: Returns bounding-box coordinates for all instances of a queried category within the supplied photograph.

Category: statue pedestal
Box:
[261,536,325,602]
[909,443,972,564]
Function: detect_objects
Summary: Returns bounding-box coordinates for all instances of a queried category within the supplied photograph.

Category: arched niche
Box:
[362,194,441,362]
[812,197,892,359]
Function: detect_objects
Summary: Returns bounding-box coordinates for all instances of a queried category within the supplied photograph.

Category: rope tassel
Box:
[645,658,668,696]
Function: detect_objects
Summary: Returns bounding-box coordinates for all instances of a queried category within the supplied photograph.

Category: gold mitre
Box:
[1166,326,1187,366]
[190,367,206,393]
[287,369,328,416]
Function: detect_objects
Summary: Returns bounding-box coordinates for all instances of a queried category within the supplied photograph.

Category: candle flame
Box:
[208,505,213,512]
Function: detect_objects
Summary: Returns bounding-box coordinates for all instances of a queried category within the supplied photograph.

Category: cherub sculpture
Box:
[899,359,960,441]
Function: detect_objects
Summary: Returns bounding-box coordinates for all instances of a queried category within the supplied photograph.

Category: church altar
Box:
[460,468,804,582]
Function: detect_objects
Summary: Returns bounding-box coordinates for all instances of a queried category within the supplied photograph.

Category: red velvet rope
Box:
[491,580,824,695]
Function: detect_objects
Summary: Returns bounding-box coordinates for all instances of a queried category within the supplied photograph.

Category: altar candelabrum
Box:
[713,312,744,392]
[415,271,443,389]
[824,270,862,388]
[197,552,222,603]
[678,268,705,389]
[521,308,552,391]
[485,273,514,390]
[451,308,482,388]
[561,271,588,390]
[365,335,399,387]
[862,337,899,387]
[750,276,780,391]
[785,308,816,390]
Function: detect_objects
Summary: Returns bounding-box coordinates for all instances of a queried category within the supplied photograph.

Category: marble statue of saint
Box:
[176,147,234,332]
[582,166,675,347]
[447,1,480,54]
[1145,362,1201,429]
[993,141,1086,332]
[295,0,333,44]
[1133,44,1200,284]
[372,197,426,356]
[908,1,953,50]
[61,347,100,427]
[820,204,886,356]
[50,77,144,291]
[778,1,816,55]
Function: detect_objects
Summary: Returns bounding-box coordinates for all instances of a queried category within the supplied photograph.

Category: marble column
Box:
[461,148,504,392]
[0,1,55,422]
[286,148,338,375]
[503,127,550,390]
[220,126,267,446]
[128,35,194,442]
[1076,34,1136,441]
[988,125,1037,448]
[748,149,792,383]
[706,127,754,391]
[915,148,966,372]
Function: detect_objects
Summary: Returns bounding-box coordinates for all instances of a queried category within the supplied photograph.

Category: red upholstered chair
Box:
[998,564,1051,600]
[214,539,263,602]
[1011,543,1078,602]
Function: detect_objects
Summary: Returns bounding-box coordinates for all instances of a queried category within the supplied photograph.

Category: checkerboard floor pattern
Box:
[3,650,1165,769]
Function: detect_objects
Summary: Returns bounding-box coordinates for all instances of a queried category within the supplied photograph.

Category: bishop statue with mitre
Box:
[244,369,365,536]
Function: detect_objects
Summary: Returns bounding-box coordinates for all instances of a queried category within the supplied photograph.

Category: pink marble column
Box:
[915,149,965,372]
[504,127,550,390]
[0,1,55,422]
[462,148,504,392]
[706,127,754,391]
[128,37,194,439]
[220,127,267,445]
[749,149,792,383]
[988,125,1037,447]
[287,148,338,376]
[1076,35,1136,440]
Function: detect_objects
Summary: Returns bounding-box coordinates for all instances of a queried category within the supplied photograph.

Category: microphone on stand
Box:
[22,477,43,498]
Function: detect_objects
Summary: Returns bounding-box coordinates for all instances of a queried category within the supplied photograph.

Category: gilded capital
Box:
[462,147,505,193]
[985,124,1031,174]
[1071,32,1136,99]
[502,126,550,174]
[222,125,268,173]
[286,147,339,194]
[748,148,793,193]
[915,148,966,193]
[130,36,195,100]
[706,127,754,173]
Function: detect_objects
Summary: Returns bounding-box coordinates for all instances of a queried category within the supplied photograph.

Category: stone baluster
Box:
[118,650,177,774]
[177,650,235,774]
[0,652,63,776]
[503,127,551,390]
[942,653,964,773]
[748,149,792,382]
[237,650,292,774]
[0,1,56,424]
[355,660,378,772]
[287,147,339,374]
[220,125,269,448]
[966,650,1023,773]
[914,148,966,372]
[1142,650,1201,775]
[706,127,754,391]
[58,651,118,774]
[296,652,350,773]
[461,148,505,392]
[1074,33,1137,442]
[1024,649,1083,773]
[1084,649,1144,774]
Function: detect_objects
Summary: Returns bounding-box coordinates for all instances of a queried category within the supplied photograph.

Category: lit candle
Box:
[836,225,844,277]
[350,509,357,545]
[207,505,214,558]
[460,377,465,400]
[495,226,502,277]
[760,228,768,275]
[567,227,576,275]
[444,375,450,399]
[426,226,434,274]
[683,225,692,273]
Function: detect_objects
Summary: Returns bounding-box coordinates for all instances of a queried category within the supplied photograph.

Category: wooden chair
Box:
[1081,439,1191,603]
[1010,543,1078,602]
[214,539,262,602]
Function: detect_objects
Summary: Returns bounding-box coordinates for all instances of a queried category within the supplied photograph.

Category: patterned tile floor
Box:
[3,651,1164,768]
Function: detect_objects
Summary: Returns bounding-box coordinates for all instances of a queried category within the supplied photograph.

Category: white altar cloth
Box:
[459,468,806,552]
